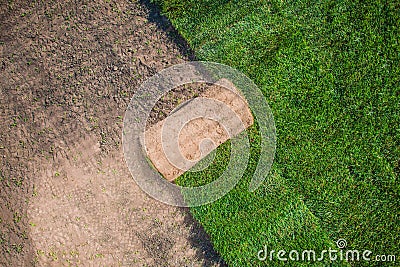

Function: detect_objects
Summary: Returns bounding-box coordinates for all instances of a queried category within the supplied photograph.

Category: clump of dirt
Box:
[0,0,224,266]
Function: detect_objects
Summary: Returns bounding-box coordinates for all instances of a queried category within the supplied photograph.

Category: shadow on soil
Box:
[138,1,227,266]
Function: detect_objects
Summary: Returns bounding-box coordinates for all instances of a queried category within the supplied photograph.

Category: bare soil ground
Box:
[0,0,225,266]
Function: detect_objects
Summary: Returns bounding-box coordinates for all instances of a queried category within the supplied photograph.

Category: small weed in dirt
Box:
[48,249,58,261]
[13,212,22,223]
[10,118,18,128]
[12,243,23,254]
[11,177,23,187]
[32,185,38,197]
[95,253,104,258]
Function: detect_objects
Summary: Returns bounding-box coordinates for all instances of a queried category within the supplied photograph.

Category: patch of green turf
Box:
[155,0,400,266]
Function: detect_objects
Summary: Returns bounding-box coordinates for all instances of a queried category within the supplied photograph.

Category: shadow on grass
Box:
[179,207,227,267]
[139,0,196,61]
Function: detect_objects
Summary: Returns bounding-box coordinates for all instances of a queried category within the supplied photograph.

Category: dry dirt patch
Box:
[0,0,224,265]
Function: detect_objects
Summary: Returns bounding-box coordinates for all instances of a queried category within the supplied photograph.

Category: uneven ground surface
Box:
[0,0,225,266]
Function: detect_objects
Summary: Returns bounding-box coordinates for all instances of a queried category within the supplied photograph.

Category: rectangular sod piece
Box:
[144,78,254,181]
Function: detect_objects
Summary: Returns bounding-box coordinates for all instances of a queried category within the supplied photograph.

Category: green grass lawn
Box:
[153,0,400,266]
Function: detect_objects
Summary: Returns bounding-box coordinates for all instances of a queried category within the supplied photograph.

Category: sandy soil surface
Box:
[0,0,225,266]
